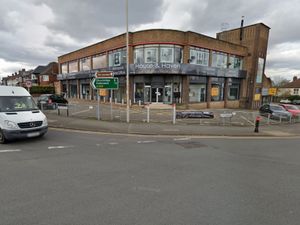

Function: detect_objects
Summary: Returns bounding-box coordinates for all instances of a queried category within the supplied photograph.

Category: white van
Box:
[0,86,48,143]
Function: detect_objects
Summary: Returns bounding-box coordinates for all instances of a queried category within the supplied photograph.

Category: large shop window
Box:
[228,85,240,100]
[109,49,126,67]
[228,55,243,69]
[211,78,224,101]
[212,51,227,68]
[93,54,107,69]
[69,60,78,73]
[189,84,206,102]
[61,63,68,74]
[189,48,209,66]
[79,57,91,71]
[133,45,183,64]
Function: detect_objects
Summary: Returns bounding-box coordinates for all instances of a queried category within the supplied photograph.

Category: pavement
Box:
[45,111,300,137]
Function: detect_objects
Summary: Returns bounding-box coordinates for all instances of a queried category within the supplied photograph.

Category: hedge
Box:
[288,95,300,101]
[30,86,55,94]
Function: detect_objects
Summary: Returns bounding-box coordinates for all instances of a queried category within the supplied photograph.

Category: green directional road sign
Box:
[91,77,119,89]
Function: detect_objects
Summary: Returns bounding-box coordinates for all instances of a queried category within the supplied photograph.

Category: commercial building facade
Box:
[57,23,270,109]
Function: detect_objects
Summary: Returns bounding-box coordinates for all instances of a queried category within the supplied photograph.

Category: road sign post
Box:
[91,72,119,121]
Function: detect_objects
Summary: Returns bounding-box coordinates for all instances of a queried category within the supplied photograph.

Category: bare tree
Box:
[272,76,290,87]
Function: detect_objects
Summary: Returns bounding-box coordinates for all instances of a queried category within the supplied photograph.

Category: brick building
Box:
[57,23,270,109]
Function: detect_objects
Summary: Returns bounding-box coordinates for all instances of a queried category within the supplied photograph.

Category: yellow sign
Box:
[211,87,219,97]
[99,89,108,96]
[268,88,277,96]
[254,94,261,101]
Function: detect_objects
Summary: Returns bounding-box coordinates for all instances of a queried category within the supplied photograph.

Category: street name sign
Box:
[91,77,119,89]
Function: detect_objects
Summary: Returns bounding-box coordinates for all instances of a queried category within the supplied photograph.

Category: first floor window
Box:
[61,63,68,74]
[294,88,299,95]
[42,75,49,82]
[93,54,107,69]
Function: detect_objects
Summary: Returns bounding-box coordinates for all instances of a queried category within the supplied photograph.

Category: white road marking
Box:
[0,149,21,153]
[71,109,91,115]
[48,146,74,150]
[174,137,191,141]
[137,140,156,144]
[109,142,118,145]
[133,186,161,193]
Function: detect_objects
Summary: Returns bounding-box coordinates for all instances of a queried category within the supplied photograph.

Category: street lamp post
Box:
[126,0,130,123]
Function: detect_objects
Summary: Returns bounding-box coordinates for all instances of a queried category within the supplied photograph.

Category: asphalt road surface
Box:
[1,129,299,225]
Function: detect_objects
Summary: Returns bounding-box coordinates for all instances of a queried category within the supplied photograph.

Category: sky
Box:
[1,0,300,81]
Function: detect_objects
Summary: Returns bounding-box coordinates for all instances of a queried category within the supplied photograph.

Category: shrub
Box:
[288,95,300,101]
[30,86,55,94]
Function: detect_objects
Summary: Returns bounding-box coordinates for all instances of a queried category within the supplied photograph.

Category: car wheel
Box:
[0,129,7,144]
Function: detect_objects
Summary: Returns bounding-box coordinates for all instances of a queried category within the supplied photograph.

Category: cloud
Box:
[1,0,300,79]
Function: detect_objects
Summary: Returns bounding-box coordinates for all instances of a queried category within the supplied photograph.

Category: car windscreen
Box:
[0,96,39,112]
[270,105,285,111]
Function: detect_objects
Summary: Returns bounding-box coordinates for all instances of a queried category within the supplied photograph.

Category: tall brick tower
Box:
[217,21,270,109]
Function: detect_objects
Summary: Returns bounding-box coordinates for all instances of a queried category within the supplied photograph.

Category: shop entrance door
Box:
[151,87,163,103]
[164,85,172,103]
[144,86,151,103]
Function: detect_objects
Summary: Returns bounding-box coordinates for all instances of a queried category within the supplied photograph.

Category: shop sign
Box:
[95,71,113,77]
[262,88,269,96]
[268,88,277,96]
[211,87,219,97]
[254,94,261,101]
[99,89,108,96]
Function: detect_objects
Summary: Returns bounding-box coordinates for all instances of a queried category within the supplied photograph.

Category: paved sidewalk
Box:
[45,112,300,137]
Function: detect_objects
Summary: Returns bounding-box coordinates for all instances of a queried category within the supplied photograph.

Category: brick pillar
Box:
[77,80,80,99]
[224,78,229,108]
[207,77,212,108]
[182,76,189,105]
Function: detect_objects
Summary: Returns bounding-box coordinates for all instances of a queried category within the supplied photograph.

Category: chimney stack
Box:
[293,76,298,82]
[240,16,244,41]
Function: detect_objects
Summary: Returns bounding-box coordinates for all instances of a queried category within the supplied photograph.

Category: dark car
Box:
[259,103,292,120]
[37,94,68,110]
[176,111,214,119]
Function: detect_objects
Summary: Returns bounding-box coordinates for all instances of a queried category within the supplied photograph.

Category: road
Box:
[1,129,300,225]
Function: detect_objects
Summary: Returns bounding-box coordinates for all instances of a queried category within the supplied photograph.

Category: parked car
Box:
[37,94,68,110]
[279,104,300,117]
[176,111,214,119]
[292,99,300,105]
[259,103,292,120]
[279,99,291,104]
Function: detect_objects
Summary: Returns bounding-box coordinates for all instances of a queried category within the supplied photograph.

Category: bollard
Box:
[146,104,150,123]
[172,104,176,125]
[254,116,261,133]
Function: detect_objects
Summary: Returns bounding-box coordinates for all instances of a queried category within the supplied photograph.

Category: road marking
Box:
[109,142,118,145]
[137,140,156,144]
[48,146,74,150]
[0,149,21,153]
[133,186,161,193]
[71,109,91,115]
[174,137,191,141]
